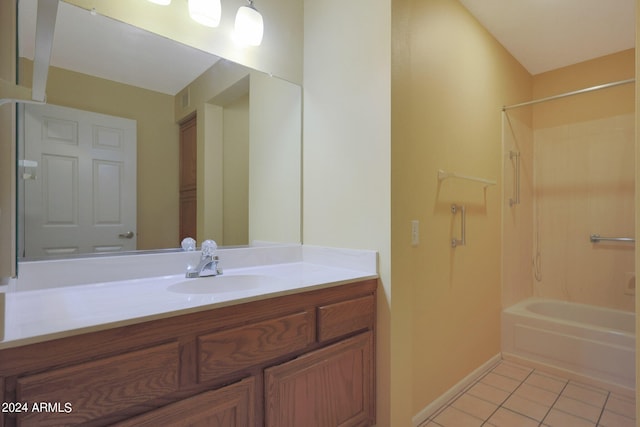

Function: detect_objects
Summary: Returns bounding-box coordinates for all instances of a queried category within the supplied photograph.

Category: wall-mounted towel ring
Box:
[451,204,466,248]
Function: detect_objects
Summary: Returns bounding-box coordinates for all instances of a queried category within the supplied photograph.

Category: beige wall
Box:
[392,0,531,423]
[635,2,640,420]
[0,0,17,281]
[223,94,250,245]
[177,63,301,246]
[19,60,179,251]
[533,50,635,129]
[249,71,302,244]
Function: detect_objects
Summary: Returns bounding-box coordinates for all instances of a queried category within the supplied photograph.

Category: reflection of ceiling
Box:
[459,0,635,75]
[19,0,221,95]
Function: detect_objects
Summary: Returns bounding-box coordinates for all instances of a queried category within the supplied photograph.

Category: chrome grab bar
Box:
[590,234,635,243]
[509,151,520,207]
[451,204,466,248]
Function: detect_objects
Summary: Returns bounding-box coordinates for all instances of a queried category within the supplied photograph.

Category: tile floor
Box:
[420,360,636,427]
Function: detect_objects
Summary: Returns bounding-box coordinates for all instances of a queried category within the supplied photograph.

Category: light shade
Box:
[234,5,264,46]
[188,0,222,28]
[147,0,171,5]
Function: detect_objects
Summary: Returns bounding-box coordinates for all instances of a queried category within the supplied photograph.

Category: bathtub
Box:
[502,298,635,391]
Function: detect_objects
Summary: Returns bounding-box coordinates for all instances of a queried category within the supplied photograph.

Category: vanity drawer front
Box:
[16,342,179,426]
[317,295,375,342]
[198,311,314,382]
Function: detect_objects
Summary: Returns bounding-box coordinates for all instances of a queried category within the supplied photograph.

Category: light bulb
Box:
[234,4,264,46]
[147,0,171,5]
[189,0,222,28]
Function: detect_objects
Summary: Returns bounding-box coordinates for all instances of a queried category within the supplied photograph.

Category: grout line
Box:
[595,391,610,426]
[480,363,537,426]
[427,360,504,423]
[539,374,569,426]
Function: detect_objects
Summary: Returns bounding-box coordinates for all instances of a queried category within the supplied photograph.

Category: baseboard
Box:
[412,353,501,427]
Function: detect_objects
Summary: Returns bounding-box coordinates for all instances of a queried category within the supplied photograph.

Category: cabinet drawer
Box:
[16,342,179,426]
[317,295,374,342]
[198,311,313,382]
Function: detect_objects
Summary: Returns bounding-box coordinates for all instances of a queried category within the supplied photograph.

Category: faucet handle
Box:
[201,239,218,257]
[181,237,196,251]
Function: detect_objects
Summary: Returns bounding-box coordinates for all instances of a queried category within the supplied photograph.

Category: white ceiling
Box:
[458,0,636,75]
[19,0,221,95]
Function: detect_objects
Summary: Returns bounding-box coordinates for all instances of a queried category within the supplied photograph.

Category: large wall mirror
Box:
[16,0,302,260]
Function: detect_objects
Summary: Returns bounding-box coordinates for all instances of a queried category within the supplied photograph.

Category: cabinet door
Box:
[265,332,374,427]
[114,376,255,427]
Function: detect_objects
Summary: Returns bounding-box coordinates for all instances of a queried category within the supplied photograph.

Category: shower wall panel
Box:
[533,113,635,311]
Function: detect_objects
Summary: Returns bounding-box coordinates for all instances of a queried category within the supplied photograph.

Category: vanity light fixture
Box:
[188,0,222,28]
[146,0,263,45]
[234,0,264,46]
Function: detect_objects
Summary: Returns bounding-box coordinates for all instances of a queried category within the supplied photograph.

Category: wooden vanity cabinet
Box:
[0,279,376,427]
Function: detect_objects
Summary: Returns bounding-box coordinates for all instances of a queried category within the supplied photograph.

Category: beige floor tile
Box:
[598,409,636,427]
[451,393,498,420]
[553,396,602,422]
[543,409,596,427]
[561,383,607,407]
[486,407,539,427]
[513,383,559,406]
[432,406,484,427]
[424,360,629,427]
[466,381,510,405]
[524,372,567,394]
[491,361,533,381]
[480,372,521,393]
[503,394,550,421]
[604,394,636,419]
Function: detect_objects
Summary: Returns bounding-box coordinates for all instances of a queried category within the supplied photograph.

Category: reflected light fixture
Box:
[188,0,222,28]
[234,0,264,46]
[147,0,265,44]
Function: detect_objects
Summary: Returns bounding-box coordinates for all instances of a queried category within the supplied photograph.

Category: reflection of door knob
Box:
[118,231,135,239]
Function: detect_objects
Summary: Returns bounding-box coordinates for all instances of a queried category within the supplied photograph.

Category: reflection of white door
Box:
[23,104,136,258]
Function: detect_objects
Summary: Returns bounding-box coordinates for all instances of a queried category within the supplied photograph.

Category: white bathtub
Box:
[502,298,635,391]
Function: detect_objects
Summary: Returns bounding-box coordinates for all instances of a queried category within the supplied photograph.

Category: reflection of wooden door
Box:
[179,115,197,241]
[23,104,137,258]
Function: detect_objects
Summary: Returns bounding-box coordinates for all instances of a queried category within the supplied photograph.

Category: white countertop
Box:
[1,245,378,350]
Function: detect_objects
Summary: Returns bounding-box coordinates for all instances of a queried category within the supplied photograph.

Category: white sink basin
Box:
[167,274,275,294]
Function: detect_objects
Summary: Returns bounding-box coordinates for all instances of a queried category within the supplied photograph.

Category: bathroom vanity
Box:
[0,247,377,427]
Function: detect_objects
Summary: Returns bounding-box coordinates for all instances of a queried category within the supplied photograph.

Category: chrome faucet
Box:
[184,239,223,278]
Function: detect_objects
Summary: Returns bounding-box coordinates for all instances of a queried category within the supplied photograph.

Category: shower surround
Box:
[502,49,636,313]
